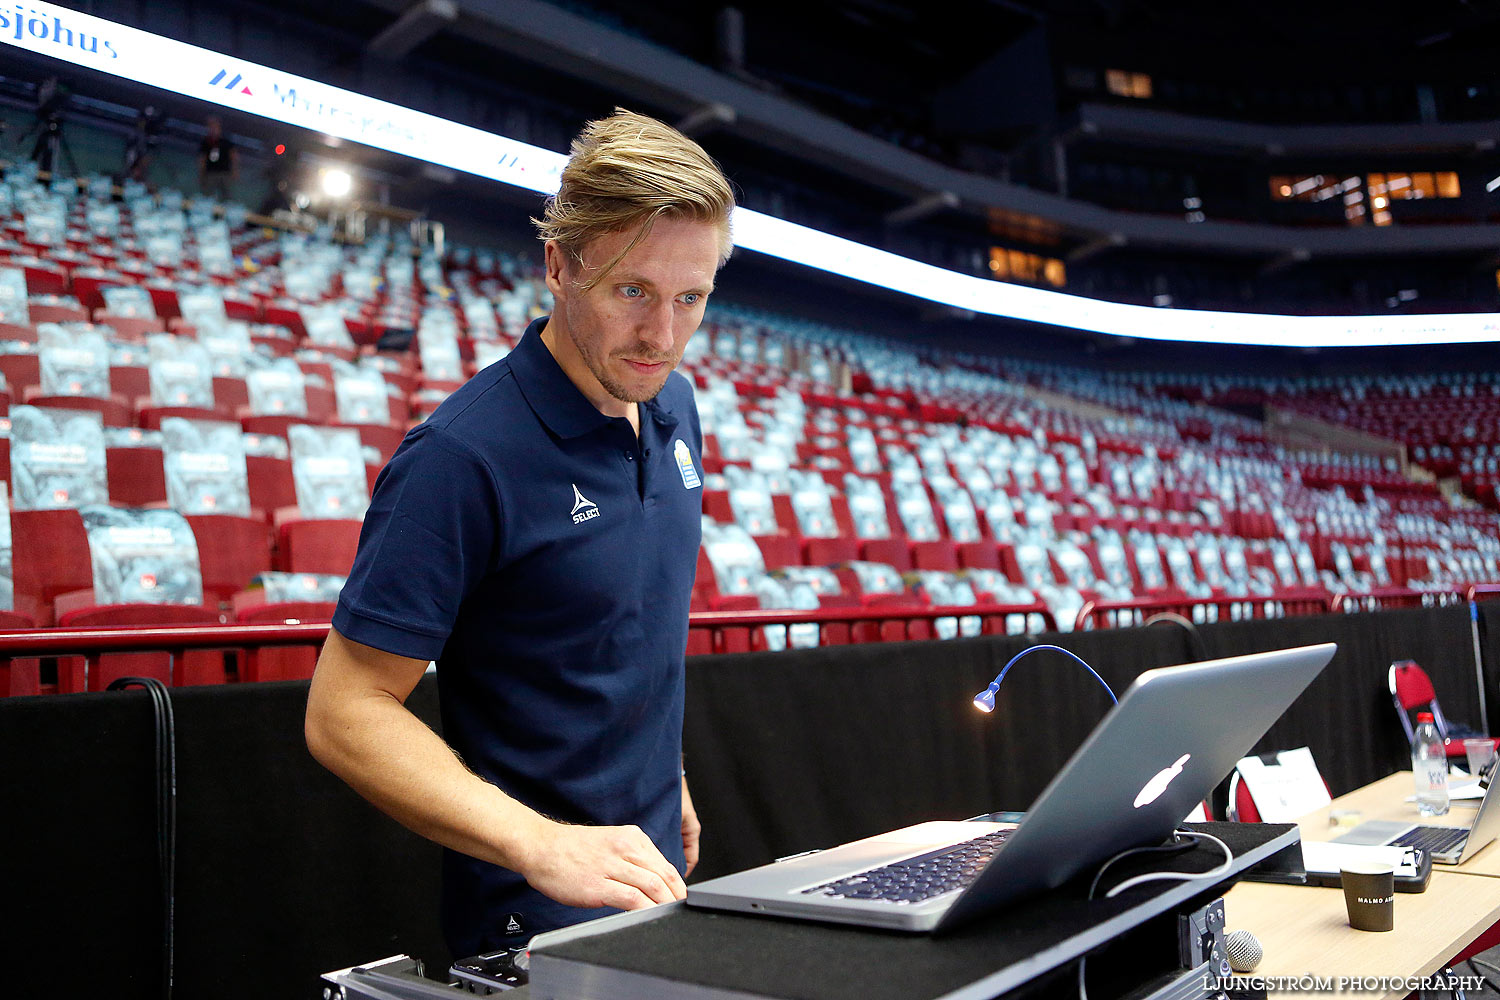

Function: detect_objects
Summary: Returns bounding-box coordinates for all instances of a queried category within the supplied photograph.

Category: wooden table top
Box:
[1224,770,1500,999]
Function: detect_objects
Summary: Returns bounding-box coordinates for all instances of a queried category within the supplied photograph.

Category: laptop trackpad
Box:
[1334,820,1411,846]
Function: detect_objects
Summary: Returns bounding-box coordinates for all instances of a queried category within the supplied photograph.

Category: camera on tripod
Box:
[26,76,75,175]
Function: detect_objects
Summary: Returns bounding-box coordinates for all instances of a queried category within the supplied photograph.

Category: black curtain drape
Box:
[3,604,1490,997]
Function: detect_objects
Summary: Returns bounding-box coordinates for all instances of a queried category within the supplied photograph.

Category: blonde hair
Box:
[534,108,735,291]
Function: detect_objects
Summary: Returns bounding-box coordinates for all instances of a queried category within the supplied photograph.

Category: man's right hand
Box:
[520,819,687,911]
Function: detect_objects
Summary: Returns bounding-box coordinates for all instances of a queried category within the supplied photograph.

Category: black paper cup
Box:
[1341,863,1395,932]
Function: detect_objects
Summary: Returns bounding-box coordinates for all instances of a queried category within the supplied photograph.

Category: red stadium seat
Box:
[240,414,300,437]
[246,456,297,516]
[110,365,150,400]
[213,376,250,413]
[262,305,307,339]
[805,536,860,566]
[305,385,336,423]
[54,602,225,691]
[233,594,335,682]
[24,394,132,427]
[11,509,93,625]
[911,540,959,571]
[0,321,37,343]
[334,421,406,464]
[754,534,803,569]
[859,538,914,572]
[188,515,273,606]
[702,489,734,524]
[70,274,121,311]
[0,609,42,698]
[957,541,1001,570]
[0,353,41,398]
[137,405,230,429]
[276,519,363,575]
[106,446,168,506]
[92,313,165,340]
[28,301,88,324]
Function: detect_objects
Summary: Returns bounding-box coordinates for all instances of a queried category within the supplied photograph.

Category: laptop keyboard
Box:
[1391,825,1468,857]
[800,828,1013,905]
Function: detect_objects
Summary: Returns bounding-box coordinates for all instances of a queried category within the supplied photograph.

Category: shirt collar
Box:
[508,316,615,439]
[508,316,681,438]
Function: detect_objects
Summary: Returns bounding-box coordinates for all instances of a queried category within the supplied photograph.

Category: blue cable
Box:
[974,644,1117,712]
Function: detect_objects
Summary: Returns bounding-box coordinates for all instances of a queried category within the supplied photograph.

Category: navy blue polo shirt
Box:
[333,316,704,957]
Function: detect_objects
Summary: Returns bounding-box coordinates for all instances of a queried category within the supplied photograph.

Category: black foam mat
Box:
[537,823,1293,1000]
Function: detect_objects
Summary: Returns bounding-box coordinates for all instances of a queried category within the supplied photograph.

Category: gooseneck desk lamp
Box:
[973,644,1118,714]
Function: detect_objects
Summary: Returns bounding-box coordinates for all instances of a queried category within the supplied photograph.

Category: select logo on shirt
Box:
[570,483,600,524]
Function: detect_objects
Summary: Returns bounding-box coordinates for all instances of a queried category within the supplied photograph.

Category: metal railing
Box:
[7,583,1499,694]
[1329,588,1469,613]
[1074,589,1333,631]
[0,602,1059,695]
[0,622,331,696]
[687,601,1058,655]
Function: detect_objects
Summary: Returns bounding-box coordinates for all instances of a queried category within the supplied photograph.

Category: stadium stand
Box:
[0,165,1496,697]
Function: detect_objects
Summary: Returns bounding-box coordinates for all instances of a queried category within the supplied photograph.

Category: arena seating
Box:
[2,167,1497,695]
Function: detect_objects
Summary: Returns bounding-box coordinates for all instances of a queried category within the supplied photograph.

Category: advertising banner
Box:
[79,504,203,605]
[148,333,214,407]
[9,405,107,510]
[160,416,251,517]
[38,323,110,397]
[0,482,12,612]
[252,571,345,603]
[289,424,368,519]
[0,266,29,324]
[332,362,390,425]
[101,284,156,318]
[246,357,308,416]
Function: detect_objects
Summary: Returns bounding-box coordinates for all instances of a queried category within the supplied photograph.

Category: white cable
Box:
[1078,829,1236,999]
[1102,831,1234,898]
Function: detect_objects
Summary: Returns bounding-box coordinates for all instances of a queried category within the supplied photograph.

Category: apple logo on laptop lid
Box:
[1134,753,1191,808]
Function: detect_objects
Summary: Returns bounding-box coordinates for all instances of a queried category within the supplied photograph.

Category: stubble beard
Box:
[571,327,678,404]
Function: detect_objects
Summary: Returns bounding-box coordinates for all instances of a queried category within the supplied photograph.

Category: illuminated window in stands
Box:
[1272,171,1461,227]
[990,247,1066,288]
[1105,70,1153,99]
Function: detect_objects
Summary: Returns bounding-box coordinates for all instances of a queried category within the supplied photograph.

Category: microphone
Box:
[1225,929,1263,972]
[973,645,1118,713]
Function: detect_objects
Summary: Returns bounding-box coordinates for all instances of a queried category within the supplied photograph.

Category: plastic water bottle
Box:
[1412,712,1450,817]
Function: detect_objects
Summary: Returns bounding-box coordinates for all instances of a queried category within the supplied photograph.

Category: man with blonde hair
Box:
[306,109,734,958]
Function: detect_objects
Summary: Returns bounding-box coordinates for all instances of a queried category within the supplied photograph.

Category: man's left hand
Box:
[681,775,701,877]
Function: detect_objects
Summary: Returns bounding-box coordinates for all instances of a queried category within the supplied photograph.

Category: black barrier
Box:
[1,604,1491,997]
[1481,600,1500,735]
[682,625,1190,881]
[1191,605,1481,799]
[3,678,448,1000]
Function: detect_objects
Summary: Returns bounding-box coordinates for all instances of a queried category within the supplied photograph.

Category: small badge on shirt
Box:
[503,912,526,936]
[674,438,701,490]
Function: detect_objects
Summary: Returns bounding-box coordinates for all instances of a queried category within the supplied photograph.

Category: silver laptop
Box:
[1334,774,1500,864]
[687,643,1336,933]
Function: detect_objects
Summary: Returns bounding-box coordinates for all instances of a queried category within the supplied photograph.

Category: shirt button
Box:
[624,452,634,461]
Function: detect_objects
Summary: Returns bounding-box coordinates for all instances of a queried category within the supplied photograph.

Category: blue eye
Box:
[621,285,643,298]
[682,293,701,306]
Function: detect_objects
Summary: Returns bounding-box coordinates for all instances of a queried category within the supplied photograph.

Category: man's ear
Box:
[543,240,568,297]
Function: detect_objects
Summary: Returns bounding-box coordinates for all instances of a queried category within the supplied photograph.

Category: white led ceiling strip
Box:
[5,1,1498,348]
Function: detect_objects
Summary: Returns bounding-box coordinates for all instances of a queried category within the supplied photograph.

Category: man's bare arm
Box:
[305,627,686,911]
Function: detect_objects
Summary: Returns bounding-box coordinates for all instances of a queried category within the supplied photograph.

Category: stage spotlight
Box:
[322,168,352,198]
